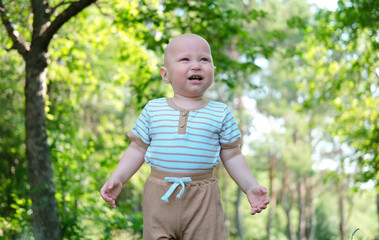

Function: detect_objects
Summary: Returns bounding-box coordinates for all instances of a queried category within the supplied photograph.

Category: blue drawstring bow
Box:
[161,177,192,202]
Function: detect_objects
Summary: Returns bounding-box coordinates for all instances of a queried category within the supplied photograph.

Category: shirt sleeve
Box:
[219,107,242,149]
[127,102,151,150]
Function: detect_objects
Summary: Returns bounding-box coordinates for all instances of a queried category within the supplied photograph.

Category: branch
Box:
[50,1,72,16]
[0,0,30,57]
[42,0,96,45]
[371,66,379,79]
[94,2,115,20]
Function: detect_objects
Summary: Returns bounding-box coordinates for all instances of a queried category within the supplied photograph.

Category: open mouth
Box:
[188,75,203,81]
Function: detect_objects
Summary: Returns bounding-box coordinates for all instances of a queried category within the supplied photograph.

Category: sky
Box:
[307,0,338,10]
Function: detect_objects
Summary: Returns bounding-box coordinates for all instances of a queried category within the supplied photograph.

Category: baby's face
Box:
[160,35,215,99]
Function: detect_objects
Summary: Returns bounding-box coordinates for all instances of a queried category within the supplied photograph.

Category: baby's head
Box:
[160,34,215,99]
[163,34,213,66]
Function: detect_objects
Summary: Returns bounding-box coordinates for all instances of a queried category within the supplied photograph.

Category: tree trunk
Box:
[25,48,61,239]
[282,166,296,240]
[305,176,315,240]
[234,93,245,240]
[267,153,277,240]
[235,188,245,240]
[338,180,346,240]
[298,178,306,240]
[284,207,295,240]
[1,1,96,239]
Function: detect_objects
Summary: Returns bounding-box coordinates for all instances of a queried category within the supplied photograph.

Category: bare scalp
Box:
[164,34,212,66]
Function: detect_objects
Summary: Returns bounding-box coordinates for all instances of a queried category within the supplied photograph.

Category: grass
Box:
[351,228,360,240]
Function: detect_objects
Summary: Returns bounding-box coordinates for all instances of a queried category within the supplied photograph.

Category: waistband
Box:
[150,167,214,181]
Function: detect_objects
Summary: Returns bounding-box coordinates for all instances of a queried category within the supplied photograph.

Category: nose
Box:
[190,61,201,70]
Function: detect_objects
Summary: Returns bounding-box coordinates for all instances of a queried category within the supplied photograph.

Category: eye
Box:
[180,58,189,62]
[200,57,209,62]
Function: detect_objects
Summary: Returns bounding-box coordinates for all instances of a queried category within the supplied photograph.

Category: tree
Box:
[243,1,318,239]
[3,0,376,239]
[295,0,379,228]
[0,0,96,239]
[0,47,30,238]
[297,0,378,182]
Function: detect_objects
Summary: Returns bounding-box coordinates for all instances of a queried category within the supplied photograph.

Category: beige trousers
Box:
[142,167,225,240]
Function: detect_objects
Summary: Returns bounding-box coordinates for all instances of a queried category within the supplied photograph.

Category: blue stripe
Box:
[129,98,241,172]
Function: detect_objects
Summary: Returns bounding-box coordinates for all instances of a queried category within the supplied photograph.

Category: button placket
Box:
[178,110,189,134]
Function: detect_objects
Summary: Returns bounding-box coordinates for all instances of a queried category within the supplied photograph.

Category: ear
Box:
[214,66,216,71]
[160,66,170,84]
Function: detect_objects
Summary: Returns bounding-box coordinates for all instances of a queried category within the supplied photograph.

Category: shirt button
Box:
[180,124,185,128]
[182,112,188,116]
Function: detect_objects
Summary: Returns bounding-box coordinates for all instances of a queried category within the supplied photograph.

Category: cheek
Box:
[205,67,215,76]
[172,67,188,76]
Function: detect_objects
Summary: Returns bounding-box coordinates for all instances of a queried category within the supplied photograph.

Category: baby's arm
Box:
[220,147,270,215]
[100,141,146,208]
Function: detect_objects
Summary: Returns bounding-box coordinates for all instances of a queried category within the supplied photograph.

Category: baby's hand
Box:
[246,185,270,215]
[100,178,123,208]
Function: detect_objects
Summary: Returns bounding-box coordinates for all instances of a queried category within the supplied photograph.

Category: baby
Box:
[101,33,270,240]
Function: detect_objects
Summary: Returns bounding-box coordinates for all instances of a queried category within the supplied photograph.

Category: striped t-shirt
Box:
[128,98,241,172]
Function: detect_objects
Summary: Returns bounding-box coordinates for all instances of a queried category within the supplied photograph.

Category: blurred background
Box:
[0,0,378,239]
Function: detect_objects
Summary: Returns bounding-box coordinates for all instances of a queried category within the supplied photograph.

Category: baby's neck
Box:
[171,95,206,110]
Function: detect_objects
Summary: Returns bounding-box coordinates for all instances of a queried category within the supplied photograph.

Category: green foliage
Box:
[44,5,159,239]
[336,0,378,41]
[295,0,379,184]
[1,0,378,239]
[0,48,33,238]
[112,0,276,94]
[314,202,339,239]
